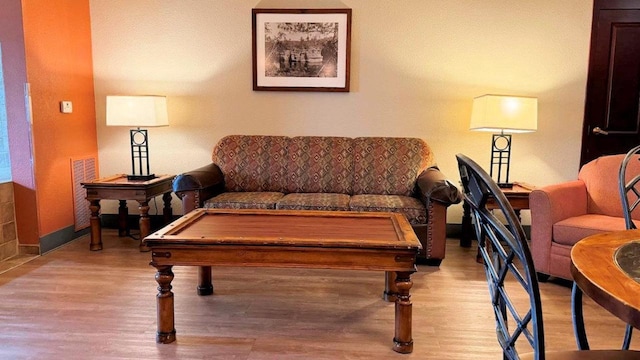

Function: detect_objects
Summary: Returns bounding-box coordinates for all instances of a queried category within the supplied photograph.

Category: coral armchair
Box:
[530,154,640,280]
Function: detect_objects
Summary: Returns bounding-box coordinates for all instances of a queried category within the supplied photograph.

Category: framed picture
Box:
[252,8,352,92]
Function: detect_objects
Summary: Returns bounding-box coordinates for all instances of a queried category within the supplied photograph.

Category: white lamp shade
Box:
[106,95,169,127]
[470,95,537,133]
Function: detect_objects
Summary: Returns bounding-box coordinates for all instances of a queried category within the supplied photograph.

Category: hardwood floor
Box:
[0,230,636,359]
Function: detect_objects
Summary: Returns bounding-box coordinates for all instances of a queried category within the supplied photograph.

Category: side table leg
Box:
[162,192,173,225]
[460,201,473,247]
[118,200,128,237]
[197,266,214,295]
[89,200,102,251]
[382,271,398,302]
[138,200,151,252]
[153,264,176,344]
[393,271,414,354]
[515,209,522,222]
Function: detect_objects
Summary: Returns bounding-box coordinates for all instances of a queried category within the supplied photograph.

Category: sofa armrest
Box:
[416,166,462,206]
[172,163,225,213]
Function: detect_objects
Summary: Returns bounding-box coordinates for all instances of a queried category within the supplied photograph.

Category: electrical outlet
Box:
[60,101,73,114]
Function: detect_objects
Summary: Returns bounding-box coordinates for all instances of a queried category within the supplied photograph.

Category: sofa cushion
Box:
[276,193,350,211]
[204,192,284,209]
[352,137,434,196]
[552,214,628,246]
[213,135,289,193]
[350,194,426,225]
[286,136,353,194]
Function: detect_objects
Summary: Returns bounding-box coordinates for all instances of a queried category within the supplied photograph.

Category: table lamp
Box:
[470,94,537,188]
[106,95,169,181]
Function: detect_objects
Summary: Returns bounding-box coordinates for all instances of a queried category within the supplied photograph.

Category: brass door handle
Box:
[592,127,609,135]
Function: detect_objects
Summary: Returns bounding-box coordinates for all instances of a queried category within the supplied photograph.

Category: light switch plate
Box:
[60,101,73,114]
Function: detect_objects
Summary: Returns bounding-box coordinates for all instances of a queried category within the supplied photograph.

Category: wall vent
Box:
[71,156,97,231]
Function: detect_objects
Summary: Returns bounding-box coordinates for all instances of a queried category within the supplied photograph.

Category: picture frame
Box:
[252,8,352,92]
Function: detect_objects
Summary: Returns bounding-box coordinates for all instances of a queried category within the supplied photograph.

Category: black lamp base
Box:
[498,182,513,189]
[127,174,156,181]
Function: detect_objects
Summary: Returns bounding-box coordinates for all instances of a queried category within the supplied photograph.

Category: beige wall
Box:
[89,0,593,224]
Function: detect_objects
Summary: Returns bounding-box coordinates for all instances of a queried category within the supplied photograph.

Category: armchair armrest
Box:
[529,180,587,274]
[530,180,588,225]
[416,166,462,206]
[173,163,225,213]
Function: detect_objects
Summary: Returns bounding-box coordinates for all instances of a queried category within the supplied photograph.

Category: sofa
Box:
[172,135,462,264]
[530,153,640,280]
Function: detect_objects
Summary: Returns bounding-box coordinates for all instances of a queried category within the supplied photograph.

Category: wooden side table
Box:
[82,174,175,251]
[460,182,535,247]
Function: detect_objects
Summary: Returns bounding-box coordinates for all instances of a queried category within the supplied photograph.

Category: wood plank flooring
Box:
[0,230,636,359]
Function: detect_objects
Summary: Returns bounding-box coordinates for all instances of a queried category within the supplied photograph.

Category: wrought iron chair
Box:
[572,145,640,351]
[619,143,640,235]
[615,144,640,349]
[456,153,640,360]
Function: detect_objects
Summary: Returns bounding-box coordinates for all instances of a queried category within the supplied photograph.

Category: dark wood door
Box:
[580,0,640,165]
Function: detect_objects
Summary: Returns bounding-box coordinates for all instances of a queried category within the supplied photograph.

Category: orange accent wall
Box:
[21,0,98,238]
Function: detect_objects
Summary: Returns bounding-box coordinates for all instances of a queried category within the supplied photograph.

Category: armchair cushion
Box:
[552,214,627,246]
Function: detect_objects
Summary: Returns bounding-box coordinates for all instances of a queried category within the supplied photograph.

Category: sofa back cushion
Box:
[286,136,354,194]
[351,137,434,196]
[213,135,289,192]
[578,153,640,219]
[213,135,435,197]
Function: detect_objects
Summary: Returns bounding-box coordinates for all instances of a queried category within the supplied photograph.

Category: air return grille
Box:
[71,157,97,231]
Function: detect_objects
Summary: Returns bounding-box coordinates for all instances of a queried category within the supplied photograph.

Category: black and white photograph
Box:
[252,9,351,92]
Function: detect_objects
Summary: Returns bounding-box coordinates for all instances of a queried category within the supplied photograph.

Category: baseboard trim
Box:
[40,225,90,255]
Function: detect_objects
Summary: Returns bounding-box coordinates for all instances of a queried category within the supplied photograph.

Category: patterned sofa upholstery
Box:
[173,135,462,264]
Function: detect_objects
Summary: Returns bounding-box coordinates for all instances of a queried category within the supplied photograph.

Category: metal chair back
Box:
[617,145,640,348]
[456,153,544,359]
[620,145,640,230]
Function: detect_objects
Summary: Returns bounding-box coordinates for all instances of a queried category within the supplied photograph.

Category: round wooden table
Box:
[571,229,640,330]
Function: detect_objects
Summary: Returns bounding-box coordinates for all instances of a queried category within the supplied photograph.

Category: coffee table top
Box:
[144,208,422,251]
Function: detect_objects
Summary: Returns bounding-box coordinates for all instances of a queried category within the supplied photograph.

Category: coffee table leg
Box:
[393,271,414,354]
[383,271,398,302]
[197,266,214,295]
[154,264,176,344]
[118,200,128,237]
[89,200,102,251]
[138,200,151,252]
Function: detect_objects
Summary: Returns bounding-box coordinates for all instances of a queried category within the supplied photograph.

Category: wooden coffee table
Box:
[143,208,422,353]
